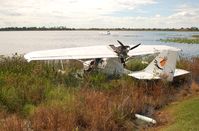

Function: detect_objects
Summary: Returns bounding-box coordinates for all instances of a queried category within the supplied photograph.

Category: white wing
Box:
[24,44,181,62]
[24,45,117,62]
[128,45,181,56]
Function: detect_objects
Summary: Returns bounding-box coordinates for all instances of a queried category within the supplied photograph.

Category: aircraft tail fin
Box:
[128,50,189,81]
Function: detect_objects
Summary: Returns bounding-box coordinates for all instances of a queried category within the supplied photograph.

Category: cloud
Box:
[169,4,199,18]
[0,10,22,16]
[86,4,199,28]
[166,4,199,27]
[116,0,156,9]
[0,1,198,28]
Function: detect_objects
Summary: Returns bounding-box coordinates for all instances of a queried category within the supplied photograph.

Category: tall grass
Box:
[0,55,80,113]
[177,57,199,82]
[0,55,197,130]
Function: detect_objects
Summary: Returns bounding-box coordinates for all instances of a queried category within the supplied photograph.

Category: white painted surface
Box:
[135,114,157,124]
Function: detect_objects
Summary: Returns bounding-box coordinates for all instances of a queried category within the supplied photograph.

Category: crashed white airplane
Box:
[24,40,189,81]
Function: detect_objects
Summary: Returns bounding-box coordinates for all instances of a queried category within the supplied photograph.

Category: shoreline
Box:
[0,27,199,32]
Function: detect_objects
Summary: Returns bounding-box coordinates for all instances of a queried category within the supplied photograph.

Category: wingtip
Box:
[24,54,31,62]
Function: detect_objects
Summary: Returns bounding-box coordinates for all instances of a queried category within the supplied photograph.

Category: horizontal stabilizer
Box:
[128,68,189,80]
[174,69,189,77]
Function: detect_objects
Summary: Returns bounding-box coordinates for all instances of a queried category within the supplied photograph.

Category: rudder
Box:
[144,50,177,81]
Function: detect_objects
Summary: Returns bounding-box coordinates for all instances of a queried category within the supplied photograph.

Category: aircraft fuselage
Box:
[83,58,124,75]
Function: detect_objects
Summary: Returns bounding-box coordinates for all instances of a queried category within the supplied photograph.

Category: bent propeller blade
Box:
[117,40,125,47]
[129,43,141,50]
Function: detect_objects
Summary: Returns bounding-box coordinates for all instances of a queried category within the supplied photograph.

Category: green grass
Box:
[0,55,81,113]
[162,96,199,131]
[160,38,199,44]
[126,58,148,71]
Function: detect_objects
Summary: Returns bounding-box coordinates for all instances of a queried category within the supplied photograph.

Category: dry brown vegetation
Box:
[0,55,198,131]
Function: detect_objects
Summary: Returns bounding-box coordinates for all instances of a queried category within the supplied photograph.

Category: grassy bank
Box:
[152,90,199,131]
[164,96,199,131]
[0,55,198,130]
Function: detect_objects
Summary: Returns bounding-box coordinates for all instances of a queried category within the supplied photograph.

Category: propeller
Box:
[116,40,141,56]
[117,40,141,52]
[117,40,129,48]
[129,43,141,50]
[110,40,141,67]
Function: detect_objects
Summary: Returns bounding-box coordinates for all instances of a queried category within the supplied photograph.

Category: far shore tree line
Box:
[0,26,198,31]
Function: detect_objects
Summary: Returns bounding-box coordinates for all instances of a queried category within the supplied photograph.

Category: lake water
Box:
[0,31,198,57]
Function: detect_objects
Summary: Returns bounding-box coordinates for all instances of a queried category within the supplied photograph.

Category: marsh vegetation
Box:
[160,35,199,44]
[0,55,198,130]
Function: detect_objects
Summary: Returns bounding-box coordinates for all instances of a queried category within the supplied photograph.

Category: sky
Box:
[0,0,199,28]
